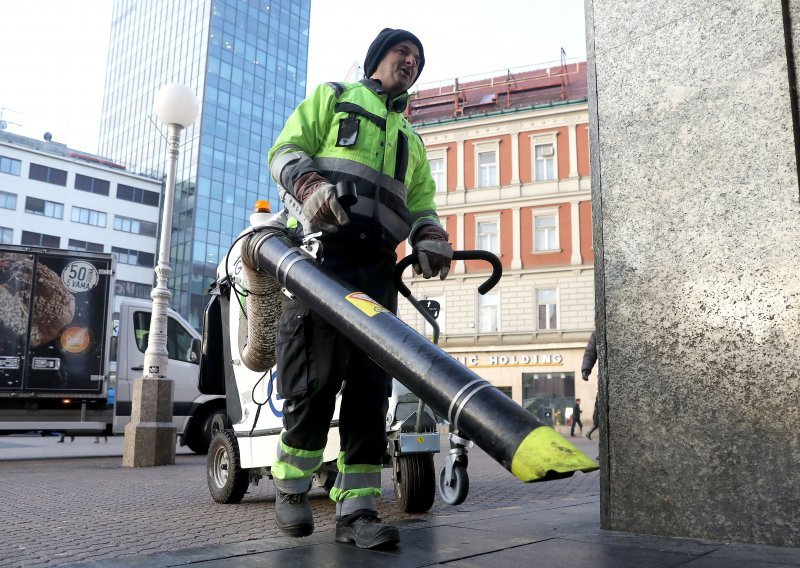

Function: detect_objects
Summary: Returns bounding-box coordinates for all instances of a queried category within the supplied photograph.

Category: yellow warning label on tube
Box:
[345,292,387,317]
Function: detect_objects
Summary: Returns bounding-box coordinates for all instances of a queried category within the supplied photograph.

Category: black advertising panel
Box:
[0,247,112,393]
[0,251,34,390]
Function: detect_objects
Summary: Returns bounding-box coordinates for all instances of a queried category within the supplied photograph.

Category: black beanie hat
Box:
[364,28,425,85]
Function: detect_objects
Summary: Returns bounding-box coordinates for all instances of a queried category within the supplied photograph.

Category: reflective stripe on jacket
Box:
[268,79,441,249]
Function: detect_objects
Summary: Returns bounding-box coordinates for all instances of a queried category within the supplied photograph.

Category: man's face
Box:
[371,40,420,96]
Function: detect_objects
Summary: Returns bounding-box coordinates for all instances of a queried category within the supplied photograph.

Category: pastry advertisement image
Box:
[0,248,111,392]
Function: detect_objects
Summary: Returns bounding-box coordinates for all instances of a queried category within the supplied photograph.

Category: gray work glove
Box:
[582,370,590,381]
[294,172,350,232]
[412,225,453,280]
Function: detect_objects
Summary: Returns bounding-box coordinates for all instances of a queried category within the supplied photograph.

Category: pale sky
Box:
[0,0,586,155]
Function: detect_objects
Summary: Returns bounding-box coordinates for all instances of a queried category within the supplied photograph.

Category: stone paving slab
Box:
[60,501,800,568]
[3,434,799,567]
[1,434,600,567]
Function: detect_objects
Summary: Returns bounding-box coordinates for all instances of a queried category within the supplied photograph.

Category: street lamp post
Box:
[122,84,199,467]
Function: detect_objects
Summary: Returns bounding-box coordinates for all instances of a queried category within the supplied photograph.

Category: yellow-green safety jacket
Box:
[268,79,442,251]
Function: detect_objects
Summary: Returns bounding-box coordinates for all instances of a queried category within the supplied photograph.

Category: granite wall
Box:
[586,0,800,546]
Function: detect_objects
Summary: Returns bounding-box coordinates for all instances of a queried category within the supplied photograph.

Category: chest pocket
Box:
[336,114,360,147]
[332,100,411,182]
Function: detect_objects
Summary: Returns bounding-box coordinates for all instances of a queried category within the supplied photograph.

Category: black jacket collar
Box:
[360,78,409,113]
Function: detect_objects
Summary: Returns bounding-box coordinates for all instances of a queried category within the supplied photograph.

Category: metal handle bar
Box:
[393,250,502,298]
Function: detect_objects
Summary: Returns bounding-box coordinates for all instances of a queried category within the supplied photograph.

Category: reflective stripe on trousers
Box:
[330,452,382,517]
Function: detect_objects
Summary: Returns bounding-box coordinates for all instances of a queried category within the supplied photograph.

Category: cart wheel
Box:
[207,430,249,504]
[394,454,435,513]
[438,463,469,506]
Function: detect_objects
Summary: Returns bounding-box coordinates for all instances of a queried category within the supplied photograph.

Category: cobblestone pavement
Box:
[1,435,600,567]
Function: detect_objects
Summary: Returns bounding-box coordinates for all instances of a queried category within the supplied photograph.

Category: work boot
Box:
[274,489,314,537]
[335,510,400,549]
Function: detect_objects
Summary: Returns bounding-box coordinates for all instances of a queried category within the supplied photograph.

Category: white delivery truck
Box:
[0,244,225,453]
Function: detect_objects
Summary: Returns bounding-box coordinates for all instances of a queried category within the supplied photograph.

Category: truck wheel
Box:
[187,407,226,454]
[207,430,249,504]
[393,453,435,513]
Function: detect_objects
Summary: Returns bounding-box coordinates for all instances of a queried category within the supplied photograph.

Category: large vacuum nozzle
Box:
[242,229,598,483]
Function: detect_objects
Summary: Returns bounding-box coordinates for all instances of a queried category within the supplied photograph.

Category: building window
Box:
[132,311,195,363]
[422,295,445,339]
[68,239,104,253]
[29,163,68,186]
[71,206,107,227]
[114,215,158,237]
[478,291,500,333]
[522,372,575,427]
[534,210,559,251]
[115,279,152,300]
[21,231,60,248]
[476,149,498,187]
[117,184,160,207]
[0,155,21,176]
[428,149,446,193]
[25,196,64,219]
[0,190,17,210]
[75,174,111,196]
[0,227,12,244]
[537,288,558,330]
[531,134,557,182]
[112,246,155,268]
[477,217,499,254]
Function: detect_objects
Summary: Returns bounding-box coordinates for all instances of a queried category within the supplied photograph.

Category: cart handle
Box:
[394,250,502,298]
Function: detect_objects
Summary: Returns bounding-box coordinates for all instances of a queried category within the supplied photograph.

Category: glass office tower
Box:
[99,0,310,326]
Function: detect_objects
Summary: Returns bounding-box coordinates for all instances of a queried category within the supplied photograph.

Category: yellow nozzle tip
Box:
[511,426,599,482]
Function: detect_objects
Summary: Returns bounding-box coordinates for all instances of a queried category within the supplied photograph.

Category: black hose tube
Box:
[241,230,597,481]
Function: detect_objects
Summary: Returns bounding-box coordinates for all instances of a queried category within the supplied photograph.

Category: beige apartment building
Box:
[397,60,595,429]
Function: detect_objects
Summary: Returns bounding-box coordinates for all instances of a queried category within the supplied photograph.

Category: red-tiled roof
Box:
[407,61,588,125]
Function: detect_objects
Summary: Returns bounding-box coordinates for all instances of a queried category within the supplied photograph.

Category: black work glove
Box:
[581,370,590,381]
[412,225,453,280]
[294,172,349,232]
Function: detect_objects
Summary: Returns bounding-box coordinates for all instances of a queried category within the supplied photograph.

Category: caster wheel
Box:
[438,462,469,506]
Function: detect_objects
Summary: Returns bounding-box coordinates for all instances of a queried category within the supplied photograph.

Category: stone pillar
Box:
[510,131,521,185]
[456,140,465,191]
[569,200,582,266]
[511,205,522,270]
[587,0,800,546]
[454,212,466,274]
[568,123,578,179]
[122,378,176,467]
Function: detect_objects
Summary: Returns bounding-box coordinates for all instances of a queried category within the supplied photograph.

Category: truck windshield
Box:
[132,312,197,364]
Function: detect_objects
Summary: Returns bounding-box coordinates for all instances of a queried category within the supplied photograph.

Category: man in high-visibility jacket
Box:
[267,28,451,550]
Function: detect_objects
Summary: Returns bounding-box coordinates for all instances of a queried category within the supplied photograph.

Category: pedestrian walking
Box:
[587,402,599,440]
[581,332,600,440]
[581,331,597,381]
[571,399,583,437]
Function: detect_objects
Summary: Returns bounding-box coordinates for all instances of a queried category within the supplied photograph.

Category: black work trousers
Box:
[275,250,396,468]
